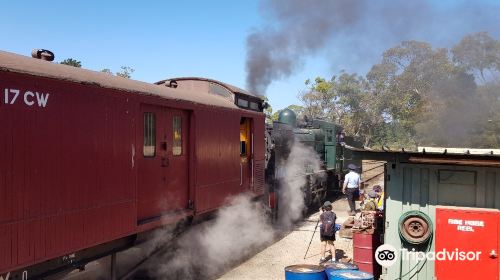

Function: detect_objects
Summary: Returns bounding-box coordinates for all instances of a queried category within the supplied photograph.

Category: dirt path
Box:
[217,197,354,280]
[217,160,385,280]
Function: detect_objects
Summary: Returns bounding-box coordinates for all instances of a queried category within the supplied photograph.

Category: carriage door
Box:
[138,105,189,223]
[240,117,253,190]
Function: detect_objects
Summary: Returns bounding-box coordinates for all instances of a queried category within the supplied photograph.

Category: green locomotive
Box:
[265,109,359,217]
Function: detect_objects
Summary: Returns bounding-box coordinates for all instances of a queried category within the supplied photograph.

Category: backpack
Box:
[321,211,336,237]
[363,200,377,211]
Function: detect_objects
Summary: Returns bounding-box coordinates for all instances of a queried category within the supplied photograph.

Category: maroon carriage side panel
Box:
[0,50,265,276]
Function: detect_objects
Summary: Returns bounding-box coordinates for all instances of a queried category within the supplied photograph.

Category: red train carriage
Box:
[0,51,265,278]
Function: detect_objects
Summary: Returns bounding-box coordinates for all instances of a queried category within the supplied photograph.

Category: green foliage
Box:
[101,66,135,78]
[59,58,136,80]
[452,32,500,81]
[300,73,383,146]
[60,58,82,68]
[297,32,500,149]
[116,66,135,78]
[101,68,113,75]
[262,96,274,123]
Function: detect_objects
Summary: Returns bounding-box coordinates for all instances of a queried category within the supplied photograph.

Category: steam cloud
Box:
[246,0,500,95]
[148,142,323,279]
[277,142,323,229]
[152,194,275,279]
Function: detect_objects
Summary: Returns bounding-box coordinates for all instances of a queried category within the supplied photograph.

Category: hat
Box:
[347,164,358,170]
[323,201,332,207]
[368,191,378,198]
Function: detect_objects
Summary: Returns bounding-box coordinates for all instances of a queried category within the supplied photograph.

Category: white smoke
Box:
[153,194,275,279]
[146,142,324,279]
[277,141,323,229]
[196,194,275,274]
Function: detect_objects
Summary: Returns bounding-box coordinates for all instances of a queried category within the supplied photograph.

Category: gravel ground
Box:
[217,197,355,280]
[217,161,385,280]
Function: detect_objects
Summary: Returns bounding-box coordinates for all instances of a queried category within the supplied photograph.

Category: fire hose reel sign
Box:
[448,218,485,232]
[435,208,499,279]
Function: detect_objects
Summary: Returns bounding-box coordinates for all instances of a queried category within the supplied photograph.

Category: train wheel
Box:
[318,183,328,203]
[303,178,313,207]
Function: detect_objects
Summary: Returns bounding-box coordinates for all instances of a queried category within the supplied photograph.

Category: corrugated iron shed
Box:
[345,144,500,279]
[345,144,500,167]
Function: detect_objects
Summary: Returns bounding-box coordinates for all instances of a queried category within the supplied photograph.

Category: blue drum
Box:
[285,264,327,280]
[322,261,359,274]
[326,270,373,280]
[335,223,341,231]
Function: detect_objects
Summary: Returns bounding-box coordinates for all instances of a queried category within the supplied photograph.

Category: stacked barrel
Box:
[285,262,374,280]
[352,211,383,278]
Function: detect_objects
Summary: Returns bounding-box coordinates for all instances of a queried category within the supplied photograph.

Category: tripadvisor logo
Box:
[375,244,482,267]
[375,244,398,267]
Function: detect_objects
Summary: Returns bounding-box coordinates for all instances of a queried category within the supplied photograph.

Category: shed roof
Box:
[0,51,238,109]
[345,145,500,167]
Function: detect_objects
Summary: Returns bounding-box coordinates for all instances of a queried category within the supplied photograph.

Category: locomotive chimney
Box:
[31,49,55,61]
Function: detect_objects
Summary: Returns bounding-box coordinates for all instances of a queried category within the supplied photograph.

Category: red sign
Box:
[435,208,499,279]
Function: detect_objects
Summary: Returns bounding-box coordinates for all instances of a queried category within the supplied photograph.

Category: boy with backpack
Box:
[319,201,337,263]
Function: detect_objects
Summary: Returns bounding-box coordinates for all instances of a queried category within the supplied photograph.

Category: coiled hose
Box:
[398,210,433,245]
[394,210,434,279]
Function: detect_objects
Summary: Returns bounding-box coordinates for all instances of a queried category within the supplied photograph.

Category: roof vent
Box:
[168,80,178,88]
[31,49,55,61]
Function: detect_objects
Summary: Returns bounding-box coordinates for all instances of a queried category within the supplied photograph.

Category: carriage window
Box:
[237,98,249,108]
[326,129,333,142]
[240,117,250,156]
[250,102,259,111]
[240,141,247,155]
[173,116,182,156]
[143,113,156,157]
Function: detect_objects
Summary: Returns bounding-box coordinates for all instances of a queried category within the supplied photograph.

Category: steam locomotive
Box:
[265,108,356,217]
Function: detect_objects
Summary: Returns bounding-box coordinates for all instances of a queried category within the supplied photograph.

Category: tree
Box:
[365,40,463,147]
[60,58,82,68]
[101,68,113,75]
[290,32,500,149]
[262,96,274,123]
[452,32,500,81]
[101,66,135,78]
[468,80,500,148]
[301,77,335,121]
[300,74,382,146]
[116,66,135,78]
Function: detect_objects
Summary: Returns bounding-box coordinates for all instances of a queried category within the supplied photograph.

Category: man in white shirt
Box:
[343,164,360,216]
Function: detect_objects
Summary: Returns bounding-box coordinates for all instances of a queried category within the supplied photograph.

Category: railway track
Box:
[361,160,385,190]
[363,163,385,173]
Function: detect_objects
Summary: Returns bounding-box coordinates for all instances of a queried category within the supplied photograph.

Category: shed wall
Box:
[383,162,500,279]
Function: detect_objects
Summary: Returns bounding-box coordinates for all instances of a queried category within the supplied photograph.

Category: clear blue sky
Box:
[1,1,499,111]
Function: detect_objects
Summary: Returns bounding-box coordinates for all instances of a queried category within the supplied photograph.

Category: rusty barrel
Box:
[353,232,382,278]
[285,264,327,280]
